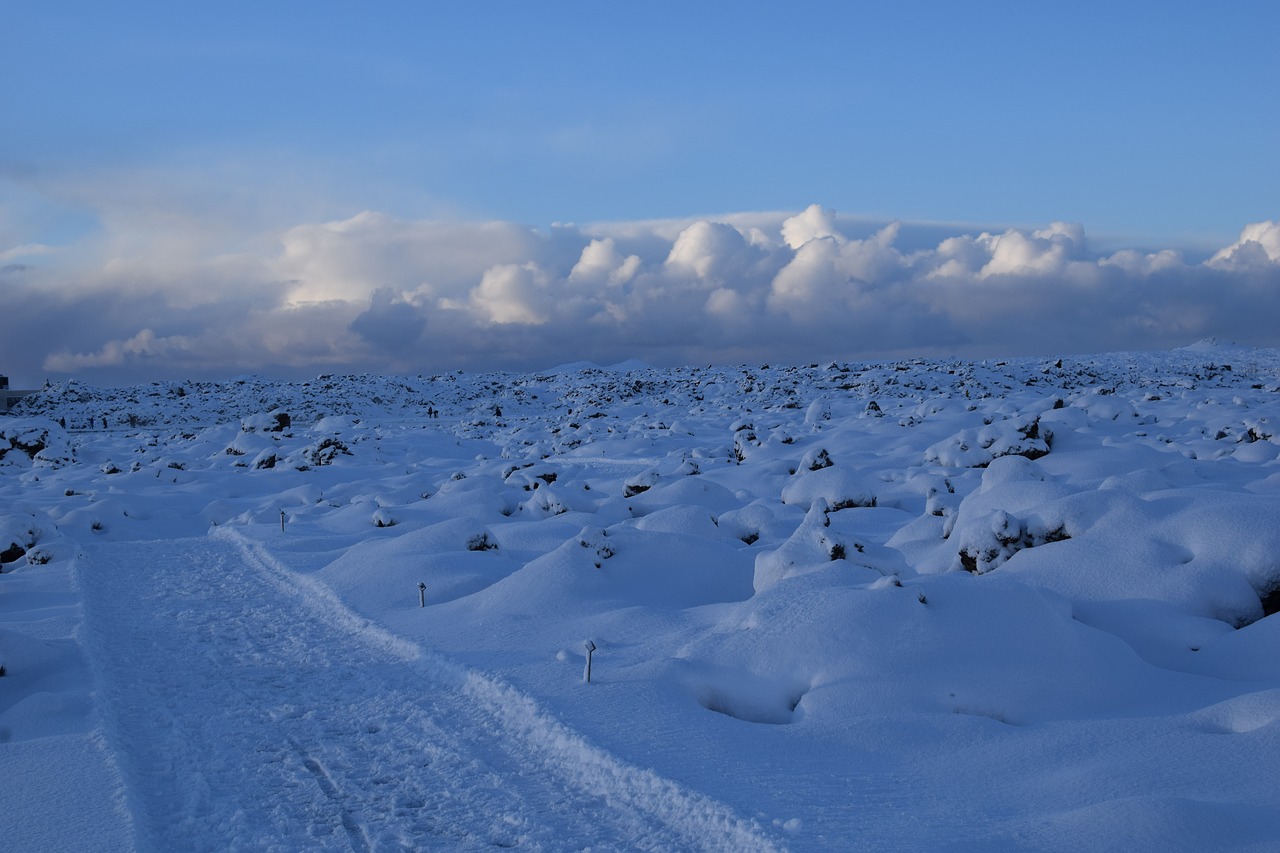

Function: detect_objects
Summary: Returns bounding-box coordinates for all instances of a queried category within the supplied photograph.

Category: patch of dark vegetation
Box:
[305,438,351,467]
[829,497,877,510]
[578,533,614,568]
[807,448,834,471]
[960,522,1071,575]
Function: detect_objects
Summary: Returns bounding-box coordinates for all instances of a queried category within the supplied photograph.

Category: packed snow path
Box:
[79,533,782,852]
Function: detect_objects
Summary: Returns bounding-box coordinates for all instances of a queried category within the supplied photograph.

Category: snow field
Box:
[3,341,1280,849]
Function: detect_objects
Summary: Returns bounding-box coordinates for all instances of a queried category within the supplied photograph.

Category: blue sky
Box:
[2,2,1279,383]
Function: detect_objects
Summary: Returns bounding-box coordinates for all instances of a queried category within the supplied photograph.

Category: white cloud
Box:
[6,206,1280,384]
[1099,248,1183,276]
[274,212,544,305]
[768,221,909,319]
[1209,220,1280,269]
[769,236,847,315]
[976,223,1083,278]
[45,329,195,370]
[569,238,640,286]
[665,220,763,284]
[781,204,840,250]
[705,286,750,319]
[0,243,57,262]
[467,263,552,325]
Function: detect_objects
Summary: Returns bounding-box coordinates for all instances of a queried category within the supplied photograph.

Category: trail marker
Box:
[418,582,427,608]
[280,510,286,532]
[583,639,597,683]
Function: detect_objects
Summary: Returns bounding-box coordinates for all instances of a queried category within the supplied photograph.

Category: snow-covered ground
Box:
[3,340,1280,851]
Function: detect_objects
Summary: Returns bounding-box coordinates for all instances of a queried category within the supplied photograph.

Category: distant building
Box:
[0,375,37,415]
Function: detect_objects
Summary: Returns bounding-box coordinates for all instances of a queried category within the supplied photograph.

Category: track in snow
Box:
[78,532,783,852]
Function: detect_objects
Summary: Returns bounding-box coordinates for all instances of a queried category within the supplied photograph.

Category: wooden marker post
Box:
[583,640,597,683]
[418,582,427,608]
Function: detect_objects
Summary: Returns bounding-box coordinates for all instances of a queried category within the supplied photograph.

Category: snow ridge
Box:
[219,527,785,852]
[214,527,426,666]
[459,671,785,853]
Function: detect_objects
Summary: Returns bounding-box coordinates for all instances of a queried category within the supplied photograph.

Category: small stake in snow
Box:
[418,582,426,608]
[583,639,597,683]
[280,510,286,532]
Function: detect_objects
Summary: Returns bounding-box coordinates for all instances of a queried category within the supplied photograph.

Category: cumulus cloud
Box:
[1208,220,1280,269]
[665,220,761,284]
[465,263,553,325]
[273,212,545,305]
[349,288,427,354]
[781,204,840,250]
[45,329,196,371]
[569,238,640,286]
[977,222,1084,278]
[3,205,1279,384]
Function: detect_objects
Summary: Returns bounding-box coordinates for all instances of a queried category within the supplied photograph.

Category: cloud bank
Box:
[3,205,1279,384]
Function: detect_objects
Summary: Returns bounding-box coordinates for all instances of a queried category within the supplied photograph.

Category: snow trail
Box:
[78,532,783,852]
